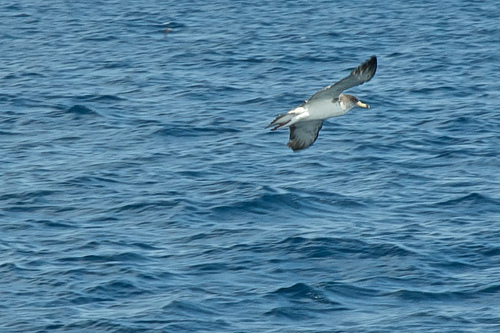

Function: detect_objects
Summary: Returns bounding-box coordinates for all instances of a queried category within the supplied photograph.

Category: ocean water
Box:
[1,0,500,332]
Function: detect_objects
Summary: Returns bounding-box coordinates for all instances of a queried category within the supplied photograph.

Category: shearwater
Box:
[267,56,377,151]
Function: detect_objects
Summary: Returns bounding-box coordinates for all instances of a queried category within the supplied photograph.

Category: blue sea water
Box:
[1,0,500,332]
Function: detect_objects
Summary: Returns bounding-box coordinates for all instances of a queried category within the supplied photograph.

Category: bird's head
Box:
[340,94,370,110]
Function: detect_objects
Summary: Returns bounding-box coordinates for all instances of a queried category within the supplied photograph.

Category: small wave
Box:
[162,300,219,316]
[273,282,315,296]
[265,283,347,319]
[84,279,150,300]
[476,283,500,295]
[207,189,371,222]
[157,21,186,29]
[188,262,229,273]
[65,105,99,116]
[322,281,382,299]
[389,288,473,301]
[62,319,127,332]
[409,85,458,95]
[264,307,316,320]
[112,199,182,213]
[68,295,115,306]
[276,236,416,259]
[81,35,119,42]
[209,192,306,218]
[272,282,343,306]
[0,262,37,273]
[58,252,150,264]
[436,192,500,210]
[5,4,23,11]
[152,125,240,138]
[87,94,126,102]
[38,219,75,228]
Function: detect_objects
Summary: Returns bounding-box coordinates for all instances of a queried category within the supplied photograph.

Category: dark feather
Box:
[287,120,323,151]
[307,56,377,102]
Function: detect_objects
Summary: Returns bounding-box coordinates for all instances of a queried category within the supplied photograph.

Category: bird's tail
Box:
[266,113,293,131]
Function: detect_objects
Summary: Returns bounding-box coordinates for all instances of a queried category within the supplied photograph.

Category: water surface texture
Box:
[1,1,500,332]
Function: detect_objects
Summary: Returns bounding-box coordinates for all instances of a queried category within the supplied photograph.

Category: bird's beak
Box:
[356,100,370,109]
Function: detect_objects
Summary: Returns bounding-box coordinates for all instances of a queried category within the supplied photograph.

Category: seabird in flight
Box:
[267,56,377,151]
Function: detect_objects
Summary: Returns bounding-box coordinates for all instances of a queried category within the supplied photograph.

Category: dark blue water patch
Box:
[428,257,479,272]
[389,288,474,302]
[0,189,60,203]
[65,104,99,116]
[34,219,77,229]
[277,236,417,260]
[162,300,218,316]
[20,71,46,78]
[63,294,115,306]
[0,93,16,104]
[86,94,127,102]
[64,174,125,187]
[160,300,233,331]
[152,124,240,138]
[62,319,139,333]
[80,34,119,42]
[188,262,232,273]
[435,192,500,214]
[100,60,133,69]
[84,279,150,299]
[271,282,345,307]
[1,72,45,81]
[154,316,231,333]
[208,192,310,219]
[477,283,500,295]
[322,281,383,301]
[111,199,183,214]
[0,261,39,274]
[264,306,318,320]
[1,191,65,215]
[206,187,371,222]
[265,284,348,320]
[154,21,186,30]
[482,246,500,257]
[4,4,23,11]
[58,252,150,265]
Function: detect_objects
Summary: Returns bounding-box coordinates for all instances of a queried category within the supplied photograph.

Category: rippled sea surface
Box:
[2,1,500,332]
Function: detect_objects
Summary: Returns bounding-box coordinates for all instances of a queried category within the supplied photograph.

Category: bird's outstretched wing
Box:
[287,120,323,151]
[306,56,377,103]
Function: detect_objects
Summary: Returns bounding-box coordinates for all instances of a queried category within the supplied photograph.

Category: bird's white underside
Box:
[287,98,348,126]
